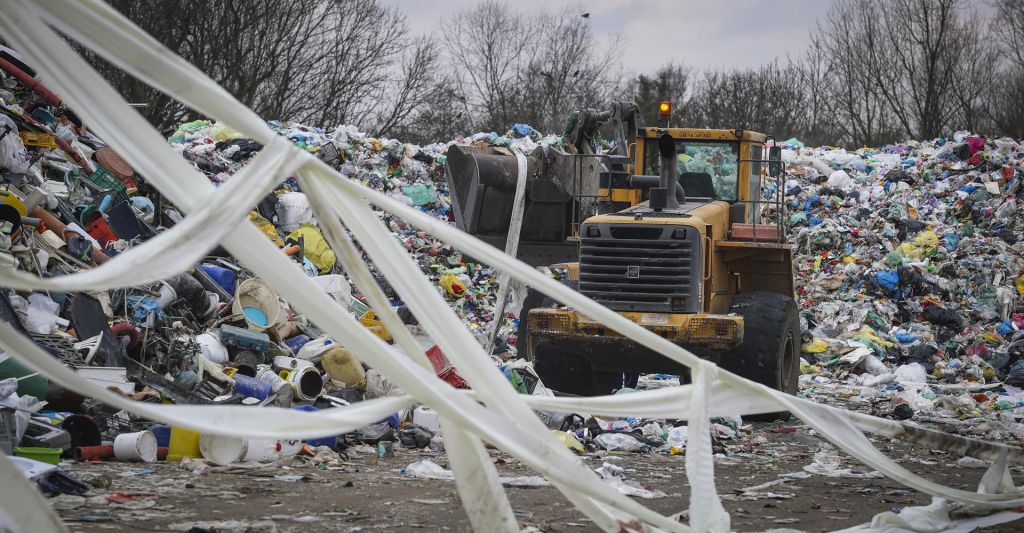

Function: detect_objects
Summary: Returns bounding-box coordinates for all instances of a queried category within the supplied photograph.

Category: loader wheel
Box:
[720,292,800,421]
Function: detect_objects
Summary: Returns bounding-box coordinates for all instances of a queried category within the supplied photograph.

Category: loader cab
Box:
[631,128,767,223]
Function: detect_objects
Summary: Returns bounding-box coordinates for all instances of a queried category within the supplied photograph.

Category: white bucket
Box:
[231,278,281,331]
[413,406,442,436]
[278,439,302,459]
[155,282,177,309]
[113,430,158,462]
[240,439,300,462]
[296,336,337,361]
[273,355,314,371]
[199,434,247,466]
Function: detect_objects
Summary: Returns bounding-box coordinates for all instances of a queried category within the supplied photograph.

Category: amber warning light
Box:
[658,101,672,119]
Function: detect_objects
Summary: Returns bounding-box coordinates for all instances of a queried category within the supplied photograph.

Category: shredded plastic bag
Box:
[802,338,828,353]
[248,211,283,247]
[594,462,666,499]
[553,430,585,454]
[0,115,29,173]
[312,275,350,306]
[593,432,646,452]
[275,192,314,233]
[402,183,438,206]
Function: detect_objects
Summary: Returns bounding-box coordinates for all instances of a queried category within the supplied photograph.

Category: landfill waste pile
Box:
[779,136,1024,444]
[0,46,738,510]
[3,23,1024,530]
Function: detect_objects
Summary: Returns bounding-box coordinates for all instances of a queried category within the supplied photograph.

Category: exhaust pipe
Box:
[649,133,681,210]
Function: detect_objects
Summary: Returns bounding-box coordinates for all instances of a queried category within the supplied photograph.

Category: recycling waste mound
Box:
[168,119,560,351]
[781,135,1024,441]
[2,2,1024,532]
[176,121,1024,446]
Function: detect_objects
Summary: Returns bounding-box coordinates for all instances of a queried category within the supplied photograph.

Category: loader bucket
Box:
[444,144,592,266]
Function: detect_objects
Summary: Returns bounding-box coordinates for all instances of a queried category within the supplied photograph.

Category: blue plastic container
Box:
[285,335,311,354]
[200,265,237,294]
[150,425,171,448]
[292,406,336,449]
[233,374,272,400]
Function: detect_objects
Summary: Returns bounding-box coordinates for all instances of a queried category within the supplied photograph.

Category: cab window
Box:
[644,139,740,201]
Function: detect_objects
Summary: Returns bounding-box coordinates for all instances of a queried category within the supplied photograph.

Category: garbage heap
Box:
[782,135,1024,441]
[3,46,619,484]
[3,38,1024,495]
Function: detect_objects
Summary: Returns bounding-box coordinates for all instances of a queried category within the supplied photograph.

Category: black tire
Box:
[720,292,800,421]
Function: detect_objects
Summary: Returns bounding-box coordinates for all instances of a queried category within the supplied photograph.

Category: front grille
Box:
[579,224,702,313]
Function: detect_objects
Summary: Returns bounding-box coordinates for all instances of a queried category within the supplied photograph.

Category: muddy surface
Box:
[53,421,1024,532]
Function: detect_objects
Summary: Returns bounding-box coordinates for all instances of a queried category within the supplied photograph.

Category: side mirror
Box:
[768,145,783,177]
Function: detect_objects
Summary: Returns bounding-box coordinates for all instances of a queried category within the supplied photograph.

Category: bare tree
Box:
[77,0,435,136]
[391,75,471,144]
[993,0,1024,69]
[807,0,899,146]
[787,40,841,146]
[871,0,980,138]
[443,1,526,132]
[518,8,624,133]
[374,37,443,138]
[627,62,692,125]
[679,63,806,140]
[443,3,621,134]
[986,0,1024,137]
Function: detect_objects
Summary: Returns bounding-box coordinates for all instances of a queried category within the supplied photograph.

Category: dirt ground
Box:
[51,420,1024,533]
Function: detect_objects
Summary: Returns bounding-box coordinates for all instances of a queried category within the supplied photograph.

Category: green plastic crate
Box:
[14,446,62,465]
[85,165,126,195]
[83,166,128,203]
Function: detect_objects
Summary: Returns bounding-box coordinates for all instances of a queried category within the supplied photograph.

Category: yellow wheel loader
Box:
[445,104,797,399]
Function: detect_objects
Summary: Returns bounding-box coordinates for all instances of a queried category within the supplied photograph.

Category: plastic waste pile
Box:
[169,120,564,353]
[4,11,1024,524]
[0,48,553,481]
[780,134,1024,440]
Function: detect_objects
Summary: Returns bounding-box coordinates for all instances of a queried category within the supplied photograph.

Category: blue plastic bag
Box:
[875,270,900,294]
[511,123,537,138]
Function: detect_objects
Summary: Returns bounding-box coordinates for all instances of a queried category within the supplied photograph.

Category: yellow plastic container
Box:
[359,311,391,343]
[166,427,202,461]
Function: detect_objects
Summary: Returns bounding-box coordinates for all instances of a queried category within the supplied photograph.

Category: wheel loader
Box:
[444,104,798,397]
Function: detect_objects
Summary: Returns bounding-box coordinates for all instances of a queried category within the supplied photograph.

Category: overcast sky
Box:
[380,0,836,74]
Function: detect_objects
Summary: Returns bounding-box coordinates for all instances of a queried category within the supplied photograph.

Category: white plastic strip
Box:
[0,453,69,533]
[485,146,529,353]
[299,170,519,533]
[685,363,729,532]
[0,6,683,523]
